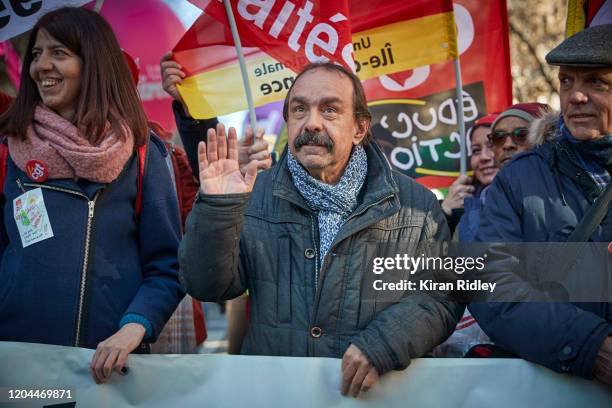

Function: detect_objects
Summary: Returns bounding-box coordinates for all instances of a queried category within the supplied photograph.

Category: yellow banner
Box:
[178,55,291,119]
[565,0,587,37]
[353,11,457,80]
[179,12,458,119]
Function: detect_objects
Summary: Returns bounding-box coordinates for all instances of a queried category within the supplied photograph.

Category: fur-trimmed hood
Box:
[527,111,561,147]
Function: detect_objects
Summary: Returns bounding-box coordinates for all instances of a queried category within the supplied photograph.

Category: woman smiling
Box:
[0,7,183,384]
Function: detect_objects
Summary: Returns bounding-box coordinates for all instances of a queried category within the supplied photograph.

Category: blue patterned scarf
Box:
[558,116,612,189]
[288,145,367,264]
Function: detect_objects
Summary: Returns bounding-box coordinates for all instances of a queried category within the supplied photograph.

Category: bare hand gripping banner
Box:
[1,342,611,407]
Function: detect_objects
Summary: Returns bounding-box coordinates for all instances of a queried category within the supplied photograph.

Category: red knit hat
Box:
[491,102,552,130]
[474,112,500,127]
[468,113,499,144]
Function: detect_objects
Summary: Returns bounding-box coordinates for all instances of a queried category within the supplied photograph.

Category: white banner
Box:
[0,341,611,407]
[0,0,92,42]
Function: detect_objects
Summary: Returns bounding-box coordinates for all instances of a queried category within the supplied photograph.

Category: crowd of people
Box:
[0,6,610,398]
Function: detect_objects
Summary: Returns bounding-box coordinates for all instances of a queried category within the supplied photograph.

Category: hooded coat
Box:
[469,113,611,378]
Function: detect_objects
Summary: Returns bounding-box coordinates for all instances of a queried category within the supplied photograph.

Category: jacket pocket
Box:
[242,218,301,327]
[353,220,423,330]
[362,216,424,245]
[100,283,126,320]
[356,242,378,329]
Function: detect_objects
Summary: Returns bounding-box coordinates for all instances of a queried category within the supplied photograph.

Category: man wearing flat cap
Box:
[469,24,612,386]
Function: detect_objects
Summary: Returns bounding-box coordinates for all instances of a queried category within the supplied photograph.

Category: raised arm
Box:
[178,124,258,301]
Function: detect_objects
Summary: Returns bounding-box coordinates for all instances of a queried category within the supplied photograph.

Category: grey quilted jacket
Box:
[179,142,463,374]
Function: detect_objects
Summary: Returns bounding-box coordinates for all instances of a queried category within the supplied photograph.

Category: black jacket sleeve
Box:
[178,192,249,302]
[172,100,219,180]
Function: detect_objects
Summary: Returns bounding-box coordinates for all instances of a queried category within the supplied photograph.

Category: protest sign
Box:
[1,341,610,407]
[0,0,92,42]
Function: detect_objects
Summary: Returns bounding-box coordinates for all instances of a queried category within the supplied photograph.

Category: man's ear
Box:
[353,118,370,145]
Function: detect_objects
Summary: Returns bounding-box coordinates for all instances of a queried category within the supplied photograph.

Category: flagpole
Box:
[223,0,258,138]
[453,58,467,175]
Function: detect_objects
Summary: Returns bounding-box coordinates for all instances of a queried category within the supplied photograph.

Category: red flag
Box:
[362,0,512,191]
[174,0,458,118]
[187,0,353,70]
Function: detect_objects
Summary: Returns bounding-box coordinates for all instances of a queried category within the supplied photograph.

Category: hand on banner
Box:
[341,344,380,397]
[238,125,272,175]
[441,175,474,216]
[160,51,190,116]
[594,337,612,387]
[90,323,146,384]
[199,123,258,195]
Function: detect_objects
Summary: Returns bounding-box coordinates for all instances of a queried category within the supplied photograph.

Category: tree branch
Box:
[509,20,558,97]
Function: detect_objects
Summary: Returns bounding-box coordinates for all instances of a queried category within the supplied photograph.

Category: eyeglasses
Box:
[487,128,529,147]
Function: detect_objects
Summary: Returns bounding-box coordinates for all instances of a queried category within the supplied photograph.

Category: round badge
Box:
[608,241,612,254]
[25,160,48,182]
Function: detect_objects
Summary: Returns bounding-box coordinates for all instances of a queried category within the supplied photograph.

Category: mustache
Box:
[566,109,597,116]
[293,131,334,152]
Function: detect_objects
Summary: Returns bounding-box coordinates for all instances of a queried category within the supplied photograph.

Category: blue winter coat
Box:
[469,137,612,378]
[457,186,488,243]
[0,135,184,349]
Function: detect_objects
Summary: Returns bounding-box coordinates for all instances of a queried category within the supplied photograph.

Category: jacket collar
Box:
[536,138,603,203]
[271,141,399,212]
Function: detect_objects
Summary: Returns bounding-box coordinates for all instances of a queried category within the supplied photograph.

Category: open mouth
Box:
[479,166,497,175]
[40,78,62,89]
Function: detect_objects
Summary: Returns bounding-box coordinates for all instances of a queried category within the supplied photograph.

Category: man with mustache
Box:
[470,24,612,386]
[179,63,463,397]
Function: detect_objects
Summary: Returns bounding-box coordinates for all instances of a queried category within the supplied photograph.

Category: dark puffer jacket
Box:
[179,142,463,375]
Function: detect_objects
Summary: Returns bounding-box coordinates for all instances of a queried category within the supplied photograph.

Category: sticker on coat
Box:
[13,187,54,248]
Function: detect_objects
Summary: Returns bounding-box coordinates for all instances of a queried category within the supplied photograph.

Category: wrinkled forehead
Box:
[289,68,354,104]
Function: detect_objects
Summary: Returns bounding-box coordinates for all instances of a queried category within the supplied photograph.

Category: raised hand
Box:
[160,51,189,115]
[441,174,474,216]
[199,123,258,195]
[238,125,273,175]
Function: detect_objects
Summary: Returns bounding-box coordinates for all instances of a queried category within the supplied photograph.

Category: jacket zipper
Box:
[309,193,394,326]
[309,214,319,292]
[21,181,101,347]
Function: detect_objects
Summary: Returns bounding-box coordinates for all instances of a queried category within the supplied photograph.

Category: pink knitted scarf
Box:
[8,105,134,183]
